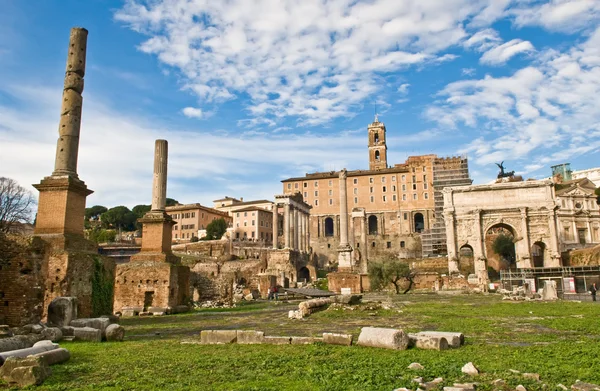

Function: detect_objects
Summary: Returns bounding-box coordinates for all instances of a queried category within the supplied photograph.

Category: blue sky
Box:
[1,0,599,209]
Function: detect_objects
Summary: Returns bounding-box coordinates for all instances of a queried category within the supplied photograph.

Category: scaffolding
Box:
[421,156,472,257]
[500,266,600,297]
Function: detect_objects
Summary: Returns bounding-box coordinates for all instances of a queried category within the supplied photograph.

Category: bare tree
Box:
[0,177,36,233]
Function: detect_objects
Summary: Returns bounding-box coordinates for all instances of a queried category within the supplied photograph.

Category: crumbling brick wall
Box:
[0,234,46,327]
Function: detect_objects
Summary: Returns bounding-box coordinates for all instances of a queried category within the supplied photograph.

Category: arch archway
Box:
[368,215,378,235]
[485,223,516,271]
[324,217,334,237]
[375,150,380,161]
[459,244,474,274]
[531,242,545,268]
[374,133,379,143]
[298,267,310,282]
[414,213,424,233]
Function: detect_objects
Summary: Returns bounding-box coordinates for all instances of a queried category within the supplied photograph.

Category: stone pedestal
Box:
[337,246,353,273]
[33,176,93,237]
[131,211,178,263]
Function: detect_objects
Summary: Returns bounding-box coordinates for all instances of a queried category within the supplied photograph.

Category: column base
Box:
[337,245,353,271]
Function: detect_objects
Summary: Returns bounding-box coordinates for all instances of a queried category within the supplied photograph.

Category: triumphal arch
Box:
[443,180,561,282]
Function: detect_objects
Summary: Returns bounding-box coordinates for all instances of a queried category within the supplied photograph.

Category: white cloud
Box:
[114,0,513,126]
[0,84,387,208]
[511,0,600,32]
[427,26,600,171]
[480,39,535,65]
[397,83,410,95]
[463,28,502,51]
[181,107,203,119]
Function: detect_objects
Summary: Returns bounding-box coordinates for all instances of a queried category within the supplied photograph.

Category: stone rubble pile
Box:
[0,341,71,387]
[391,362,600,391]
[500,280,559,302]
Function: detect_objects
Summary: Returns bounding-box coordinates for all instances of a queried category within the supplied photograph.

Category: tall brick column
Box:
[34,27,93,237]
[31,28,114,322]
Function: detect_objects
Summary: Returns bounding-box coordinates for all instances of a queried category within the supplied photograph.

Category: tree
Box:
[492,234,516,265]
[166,198,179,207]
[368,257,416,294]
[0,177,36,233]
[132,204,151,219]
[204,218,227,240]
[85,205,107,221]
[100,206,137,232]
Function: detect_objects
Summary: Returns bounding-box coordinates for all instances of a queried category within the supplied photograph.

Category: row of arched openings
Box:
[324,213,424,236]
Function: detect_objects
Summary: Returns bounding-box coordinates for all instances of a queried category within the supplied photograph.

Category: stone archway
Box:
[459,244,474,274]
[298,267,311,282]
[531,241,545,267]
[485,223,516,272]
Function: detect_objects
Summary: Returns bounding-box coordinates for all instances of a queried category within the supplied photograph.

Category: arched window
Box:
[532,242,545,267]
[368,215,378,235]
[414,213,424,233]
[375,150,380,161]
[374,133,379,143]
[324,217,334,237]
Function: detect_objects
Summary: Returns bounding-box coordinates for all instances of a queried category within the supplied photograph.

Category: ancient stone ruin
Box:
[113,140,190,315]
[0,27,115,328]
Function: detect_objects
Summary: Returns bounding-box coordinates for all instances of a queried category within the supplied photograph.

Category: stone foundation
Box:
[114,261,189,312]
[327,272,369,294]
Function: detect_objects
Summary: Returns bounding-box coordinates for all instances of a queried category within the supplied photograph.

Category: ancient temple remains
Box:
[113,140,190,314]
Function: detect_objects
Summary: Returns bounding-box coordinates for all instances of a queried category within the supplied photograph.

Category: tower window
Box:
[353,178,358,185]
[375,150,380,161]
[374,133,379,143]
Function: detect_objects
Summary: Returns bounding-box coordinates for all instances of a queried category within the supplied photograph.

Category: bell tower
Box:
[368,114,387,170]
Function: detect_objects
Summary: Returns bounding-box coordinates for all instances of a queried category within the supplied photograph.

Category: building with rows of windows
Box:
[281,117,471,267]
[166,203,232,242]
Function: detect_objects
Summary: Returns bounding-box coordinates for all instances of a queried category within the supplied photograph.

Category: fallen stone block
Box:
[100,314,120,324]
[148,306,167,314]
[449,383,475,391]
[236,330,264,344]
[323,333,352,346]
[407,362,424,370]
[0,341,59,365]
[461,362,479,376]
[200,330,237,344]
[357,327,409,350]
[263,336,291,345]
[516,385,527,391]
[32,348,71,366]
[298,298,332,317]
[72,327,102,342]
[288,310,303,319]
[408,333,449,351]
[121,307,143,317]
[0,325,13,339]
[0,356,51,388]
[70,318,112,338]
[572,381,600,391]
[60,326,74,337]
[105,324,125,342]
[41,327,63,342]
[171,305,189,314]
[416,331,464,348]
[23,324,44,334]
[291,337,320,345]
[47,297,78,327]
[0,337,30,353]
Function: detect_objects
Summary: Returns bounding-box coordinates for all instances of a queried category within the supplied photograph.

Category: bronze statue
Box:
[496,161,515,178]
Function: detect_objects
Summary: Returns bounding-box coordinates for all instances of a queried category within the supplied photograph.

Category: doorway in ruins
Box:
[143,291,154,311]
[485,223,516,272]
[298,267,311,283]
[459,244,475,274]
[531,241,546,267]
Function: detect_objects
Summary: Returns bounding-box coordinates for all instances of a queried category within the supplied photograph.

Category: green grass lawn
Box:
[4,294,600,391]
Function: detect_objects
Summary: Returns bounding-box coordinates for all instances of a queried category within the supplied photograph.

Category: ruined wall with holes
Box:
[188,259,264,302]
[0,234,45,327]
